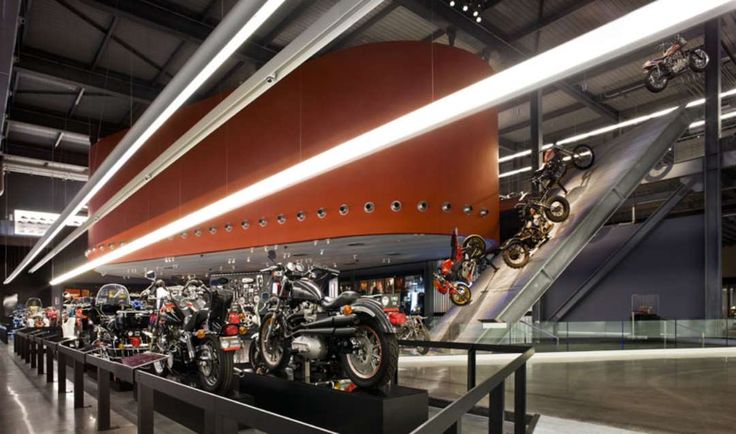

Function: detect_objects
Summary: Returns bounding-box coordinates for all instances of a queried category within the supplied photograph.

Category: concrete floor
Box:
[3,341,735,433]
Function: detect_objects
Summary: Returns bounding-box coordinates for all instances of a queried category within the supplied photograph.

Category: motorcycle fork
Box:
[264,300,281,343]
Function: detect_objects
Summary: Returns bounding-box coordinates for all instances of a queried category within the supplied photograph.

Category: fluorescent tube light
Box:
[3,0,285,284]
[689,109,736,128]
[49,0,736,285]
[499,166,533,178]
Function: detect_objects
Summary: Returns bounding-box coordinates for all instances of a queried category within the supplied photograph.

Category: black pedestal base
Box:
[240,373,428,434]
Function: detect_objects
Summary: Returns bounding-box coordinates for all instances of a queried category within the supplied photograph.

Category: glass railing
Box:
[424,318,736,353]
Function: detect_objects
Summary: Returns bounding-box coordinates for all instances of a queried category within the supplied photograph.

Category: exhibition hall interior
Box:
[2,0,736,433]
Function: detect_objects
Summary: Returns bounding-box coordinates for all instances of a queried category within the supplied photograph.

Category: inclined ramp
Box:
[432,108,691,342]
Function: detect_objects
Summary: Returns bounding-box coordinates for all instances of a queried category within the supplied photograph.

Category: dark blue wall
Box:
[542,214,705,321]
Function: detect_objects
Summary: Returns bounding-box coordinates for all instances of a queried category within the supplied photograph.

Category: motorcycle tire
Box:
[449,282,472,306]
[503,241,530,269]
[415,328,431,355]
[544,195,570,223]
[689,49,709,72]
[571,144,594,170]
[248,337,260,368]
[644,69,668,93]
[341,317,398,389]
[462,235,487,260]
[258,313,289,373]
[196,335,234,395]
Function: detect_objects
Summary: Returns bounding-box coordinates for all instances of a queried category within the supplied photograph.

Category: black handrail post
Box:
[216,416,238,434]
[137,383,154,434]
[97,368,111,430]
[489,380,505,434]
[46,343,54,383]
[37,340,45,375]
[204,408,217,434]
[58,350,67,394]
[514,363,526,434]
[467,348,477,390]
[30,338,37,368]
[73,358,84,408]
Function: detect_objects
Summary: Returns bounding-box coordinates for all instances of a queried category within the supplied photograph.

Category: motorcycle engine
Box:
[291,335,327,360]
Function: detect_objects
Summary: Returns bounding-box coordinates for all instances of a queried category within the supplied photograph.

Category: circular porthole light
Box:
[208,227,217,235]
[417,200,428,212]
[363,202,375,213]
[277,214,286,224]
[479,208,489,217]
[339,204,349,216]
[442,202,452,213]
[224,223,233,232]
[317,208,327,219]
[390,200,402,212]
[296,211,306,222]
[463,204,473,215]
[259,218,268,227]
[180,232,188,239]
[241,220,249,230]
[194,229,202,237]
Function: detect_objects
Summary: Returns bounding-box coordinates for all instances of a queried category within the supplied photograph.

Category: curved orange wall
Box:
[88,42,499,263]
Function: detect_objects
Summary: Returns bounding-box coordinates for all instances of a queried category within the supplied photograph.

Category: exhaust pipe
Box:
[302,315,356,329]
[295,327,356,337]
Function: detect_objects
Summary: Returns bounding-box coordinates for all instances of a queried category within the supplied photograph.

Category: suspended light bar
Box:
[4,0,285,284]
[49,0,736,285]
[499,166,533,178]
[29,0,385,274]
[689,109,736,129]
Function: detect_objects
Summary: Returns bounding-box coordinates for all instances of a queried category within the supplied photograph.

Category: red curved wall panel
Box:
[87,42,499,263]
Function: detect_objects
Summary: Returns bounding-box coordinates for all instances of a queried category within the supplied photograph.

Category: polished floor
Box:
[2,341,735,433]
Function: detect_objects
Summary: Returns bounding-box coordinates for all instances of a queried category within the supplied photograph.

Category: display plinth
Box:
[240,373,428,434]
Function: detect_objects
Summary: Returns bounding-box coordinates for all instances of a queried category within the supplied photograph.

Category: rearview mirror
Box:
[145,270,156,281]
[267,249,277,262]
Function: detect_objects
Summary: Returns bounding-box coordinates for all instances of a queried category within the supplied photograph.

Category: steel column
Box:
[514,364,526,434]
[704,18,723,319]
[467,349,477,390]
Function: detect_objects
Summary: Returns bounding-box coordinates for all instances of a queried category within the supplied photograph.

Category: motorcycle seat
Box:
[320,291,360,310]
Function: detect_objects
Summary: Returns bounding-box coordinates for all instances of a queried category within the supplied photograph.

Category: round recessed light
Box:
[442,202,452,213]
[296,211,306,221]
[391,200,402,212]
[463,204,473,215]
[224,223,233,232]
[417,200,428,212]
[339,204,349,216]
[363,201,375,213]
[317,208,327,219]
[241,220,249,230]
[277,214,286,224]
[259,218,267,227]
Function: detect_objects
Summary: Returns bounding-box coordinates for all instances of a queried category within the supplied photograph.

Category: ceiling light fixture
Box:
[5,0,286,284]
[49,0,736,285]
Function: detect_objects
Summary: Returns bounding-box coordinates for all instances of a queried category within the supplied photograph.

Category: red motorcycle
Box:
[643,36,708,93]
[433,229,486,306]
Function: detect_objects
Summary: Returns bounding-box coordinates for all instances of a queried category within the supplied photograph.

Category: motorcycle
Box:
[433,229,486,306]
[92,284,153,360]
[256,255,398,389]
[643,36,709,93]
[533,144,594,195]
[395,314,431,355]
[25,297,43,328]
[148,277,239,395]
[516,190,569,224]
[502,207,553,269]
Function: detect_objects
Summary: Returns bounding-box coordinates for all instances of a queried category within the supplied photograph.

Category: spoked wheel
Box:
[150,338,172,377]
[449,282,472,306]
[258,313,289,372]
[503,241,530,269]
[645,68,668,93]
[462,235,487,260]
[571,144,594,170]
[689,48,709,72]
[414,327,431,355]
[544,195,570,223]
[342,318,397,388]
[196,335,234,394]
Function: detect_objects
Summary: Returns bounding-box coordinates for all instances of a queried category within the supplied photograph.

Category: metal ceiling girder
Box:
[8,0,274,283]
[548,175,697,322]
[494,109,691,324]
[7,106,118,140]
[29,0,387,274]
[16,48,160,104]
[509,0,598,40]
[396,0,619,122]
[0,0,21,144]
[1,153,89,182]
[77,0,276,65]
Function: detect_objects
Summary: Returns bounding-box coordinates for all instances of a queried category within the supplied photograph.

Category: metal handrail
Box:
[519,320,560,347]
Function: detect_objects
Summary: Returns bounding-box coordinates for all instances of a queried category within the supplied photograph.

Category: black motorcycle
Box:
[93,284,153,360]
[533,144,594,194]
[515,191,569,223]
[149,278,239,394]
[502,209,552,269]
[256,256,398,389]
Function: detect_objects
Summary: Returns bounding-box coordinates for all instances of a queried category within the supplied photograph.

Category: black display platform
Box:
[240,373,428,434]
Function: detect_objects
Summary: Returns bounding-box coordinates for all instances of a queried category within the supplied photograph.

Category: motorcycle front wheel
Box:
[196,335,234,394]
[413,327,431,355]
[645,68,668,93]
[503,241,530,269]
[689,49,709,72]
[342,318,398,388]
[258,313,289,372]
[449,282,472,306]
[544,195,570,223]
[462,235,487,260]
[571,144,594,170]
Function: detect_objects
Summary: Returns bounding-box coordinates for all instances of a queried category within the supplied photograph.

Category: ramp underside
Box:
[432,109,691,342]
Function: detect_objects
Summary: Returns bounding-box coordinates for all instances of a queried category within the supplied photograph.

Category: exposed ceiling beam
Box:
[397,0,619,122]
[16,48,160,104]
[2,141,88,166]
[326,3,400,52]
[0,0,21,139]
[508,0,598,40]
[90,15,118,69]
[77,0,276,65]
[7,105,119,140]
[259,0,312,46]
[499,102,585,136]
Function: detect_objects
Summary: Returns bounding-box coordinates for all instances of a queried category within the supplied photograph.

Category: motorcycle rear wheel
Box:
[503,241,530,269]
[571,144,594,170]
[689,49,709,72]
[449,282,472,306]
[462,235,487,260]
[342,318,398,388]
[414,328,431,355]
[544,195,570,223]
[196,335,234,395]
[645,69,668,93]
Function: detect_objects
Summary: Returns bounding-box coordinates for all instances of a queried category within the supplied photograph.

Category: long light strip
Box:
[3,0,285,284]
[29,0,384,274]
[499,86,736,166]
[50,0,736,285]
